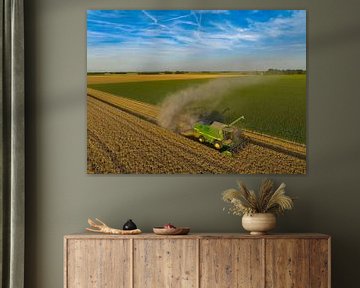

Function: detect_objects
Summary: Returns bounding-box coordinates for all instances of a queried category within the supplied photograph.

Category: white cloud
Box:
[87,19,133,32]
[142,10,158,23]
[248,10,306,39]
[87,10,306,71]
[164,13,192,22]
[197,10,230,15]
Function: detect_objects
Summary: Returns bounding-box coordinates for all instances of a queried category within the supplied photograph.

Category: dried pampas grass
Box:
[222,179,294,216]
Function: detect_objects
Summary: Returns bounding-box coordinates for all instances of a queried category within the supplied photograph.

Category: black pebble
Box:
[123,219,137,230]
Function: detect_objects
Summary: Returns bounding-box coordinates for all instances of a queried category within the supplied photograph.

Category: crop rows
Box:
[88,88,158,121]
[88,75,306,142]
[242,129,306,159]
[87,88,306,158]
[87,96,306,174]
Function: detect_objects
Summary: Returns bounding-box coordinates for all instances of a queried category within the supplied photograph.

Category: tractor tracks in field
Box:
[88,97,239,173]
[87,88,306,160]
[241,130,306,159]
[88,96,306,174]
[88,97,306,174]
[87,88,158,122]
[88,100,222,173]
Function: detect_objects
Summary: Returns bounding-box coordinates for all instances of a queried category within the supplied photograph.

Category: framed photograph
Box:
[87,10,306,174]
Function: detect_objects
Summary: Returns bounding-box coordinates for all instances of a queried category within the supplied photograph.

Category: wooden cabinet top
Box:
[64,232,330,240]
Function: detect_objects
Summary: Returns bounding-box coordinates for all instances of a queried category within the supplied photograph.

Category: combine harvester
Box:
[181,116,246,156]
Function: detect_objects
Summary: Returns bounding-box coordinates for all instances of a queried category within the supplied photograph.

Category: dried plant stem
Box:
[86,218,142,235]
[222,179,294,216]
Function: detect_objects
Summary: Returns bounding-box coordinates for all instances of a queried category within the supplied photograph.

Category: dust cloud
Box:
[158,76,265,131]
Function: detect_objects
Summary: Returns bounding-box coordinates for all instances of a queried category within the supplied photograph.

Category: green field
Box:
[89,78,210,105]
[88,75,306,143]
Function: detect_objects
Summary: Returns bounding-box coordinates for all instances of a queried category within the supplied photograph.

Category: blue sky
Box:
[87,10,306,72]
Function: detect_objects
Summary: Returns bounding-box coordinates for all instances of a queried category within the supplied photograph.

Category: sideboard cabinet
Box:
[64,233,330,288]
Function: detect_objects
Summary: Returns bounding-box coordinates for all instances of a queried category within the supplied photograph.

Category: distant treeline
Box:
[87,69,306,75]
[139,71,189,75]
[265,69,306,75]
[87,72,128,75]
[88,71,207,75]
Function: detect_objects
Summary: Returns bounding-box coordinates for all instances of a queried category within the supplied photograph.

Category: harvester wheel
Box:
[222,151,232,157]
[214,141,223,150]
[198,136,205,143]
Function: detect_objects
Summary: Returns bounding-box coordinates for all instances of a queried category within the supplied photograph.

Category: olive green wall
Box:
[24,0,360,287]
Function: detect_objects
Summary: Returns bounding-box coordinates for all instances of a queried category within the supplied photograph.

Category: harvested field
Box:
[87,96,306,174]
[87,88,159,121]
[87,73,242,85]
[88,75,306,143]
[87,88,306,159]
[242,130,306,159]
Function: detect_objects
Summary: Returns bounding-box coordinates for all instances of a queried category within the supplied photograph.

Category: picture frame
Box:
[87,9,307,175]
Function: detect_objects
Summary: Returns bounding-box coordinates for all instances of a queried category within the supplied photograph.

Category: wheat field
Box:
[87,96,306,174]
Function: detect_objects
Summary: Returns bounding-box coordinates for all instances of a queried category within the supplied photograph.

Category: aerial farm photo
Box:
[87,10,306,174]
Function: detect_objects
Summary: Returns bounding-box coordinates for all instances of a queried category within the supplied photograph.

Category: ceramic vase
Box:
[242,213,276,235]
